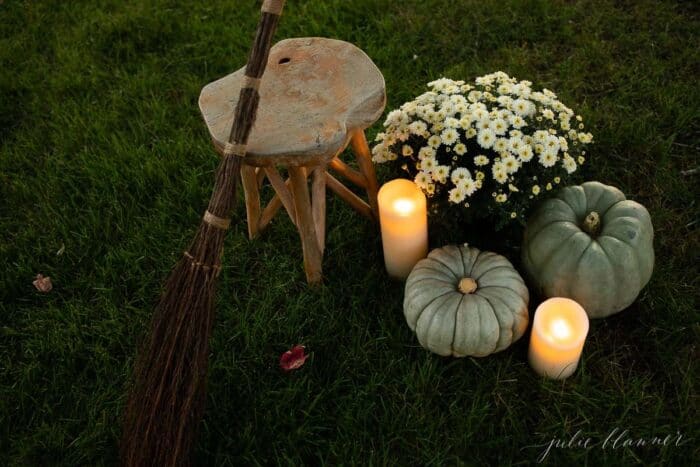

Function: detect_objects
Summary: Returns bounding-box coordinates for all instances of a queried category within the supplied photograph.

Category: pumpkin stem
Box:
[458,277,478,294]
[582,211,601,236]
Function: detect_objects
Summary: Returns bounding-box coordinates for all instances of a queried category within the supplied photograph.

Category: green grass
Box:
[1,0,698,465]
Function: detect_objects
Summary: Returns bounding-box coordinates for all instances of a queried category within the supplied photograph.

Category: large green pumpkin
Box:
[522,181,654,318]
[404,244,529,357]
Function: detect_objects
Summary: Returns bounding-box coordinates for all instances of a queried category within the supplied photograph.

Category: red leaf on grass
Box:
[279,345,308,372]
[33,274,53,293]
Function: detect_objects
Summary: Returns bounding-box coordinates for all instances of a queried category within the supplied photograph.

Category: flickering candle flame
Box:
[550,318,572,341]
[378,179,428,280]
[393,198,415,216]
[529,297,589,380]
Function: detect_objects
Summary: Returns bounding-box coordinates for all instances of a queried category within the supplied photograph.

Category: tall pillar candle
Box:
[378,179,428,280]
[529,297,589,379]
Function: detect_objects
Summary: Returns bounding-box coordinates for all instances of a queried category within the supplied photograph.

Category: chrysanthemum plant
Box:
[372,72,593,232]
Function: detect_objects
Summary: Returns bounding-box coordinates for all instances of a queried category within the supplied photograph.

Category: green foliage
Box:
[1,0,698,465]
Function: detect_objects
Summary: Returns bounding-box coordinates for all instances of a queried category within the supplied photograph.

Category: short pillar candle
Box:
[378,179,428,280]
[528,297,589,379]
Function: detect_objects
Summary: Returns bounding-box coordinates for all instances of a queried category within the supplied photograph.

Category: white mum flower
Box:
[512,98,535,117]
[448,186,467,204]
[450,94,468,106]
[445,117,460,128]
[492,165,508,184]
[545,135,560,153]
[418,146,436,160]
[559,137,569,151]
[431,122,445,133]
[409,120,428,135]
[533,130,549,143]
[459,115,474,129]
[444,84,460,94]
[508,183,519,192]
[472,107,488,121]
[509,136,524,153]
[371,144,387,163]
[541,108,555,120]
[462,178,479,196]
[494,138,509,153]
[532,185,541,195]
[502,154,520,174]
[421,156,438,172]
[440,102,457,117]
[401,145,414,157]
[451,167,472,184]
[476,119,493,132]
[578,132,593,143]
[441,128,459,145]
[495,193,508,203]
[414,171,431,189]
[428,135,442,147]
[468,90,482,103]
[474,154,490,166]
[384,109,405,126]
[432,165,450,183]
[453,143,467,155]
[538,151,558,168]
[465,128,477,139]
[477,128,496,148]
[562,155,577,174]
[497,83,513,94]
[492,118,508,135]
[518,144,534,162]
[428,77,453,92]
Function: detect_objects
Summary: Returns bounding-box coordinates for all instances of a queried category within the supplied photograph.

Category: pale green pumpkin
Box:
[522,181,654,318]
[404,245,529,357]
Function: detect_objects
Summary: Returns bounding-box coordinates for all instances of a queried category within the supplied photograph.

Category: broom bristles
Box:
[121,221,227,467]
[121,3,285,464]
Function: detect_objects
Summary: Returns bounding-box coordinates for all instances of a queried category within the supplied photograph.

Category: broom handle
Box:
[201,0,286,231]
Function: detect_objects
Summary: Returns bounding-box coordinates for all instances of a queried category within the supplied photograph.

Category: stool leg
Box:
[311,166,326,253]
[240,165,261,239]
[350,129,379,219]
[288,166,323,284]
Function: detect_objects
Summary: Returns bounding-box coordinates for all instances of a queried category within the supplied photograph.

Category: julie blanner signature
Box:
[522,428,693,463]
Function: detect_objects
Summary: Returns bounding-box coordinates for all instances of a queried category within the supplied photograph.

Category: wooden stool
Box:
[199,37,386,284]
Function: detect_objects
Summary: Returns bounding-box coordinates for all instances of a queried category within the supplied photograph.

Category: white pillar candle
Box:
[529,297,589,379]
[378,179,428,280]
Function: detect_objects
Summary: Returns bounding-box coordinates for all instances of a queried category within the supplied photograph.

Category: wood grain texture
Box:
[312,166,326,253]
[350,129,379,219]
[200,37,386,167]
[325,172,373,220]
[259,194,284,232]
[329,157,367,189]
[264,166,297,223]
[289,166,323,284]
[240,165,261,239]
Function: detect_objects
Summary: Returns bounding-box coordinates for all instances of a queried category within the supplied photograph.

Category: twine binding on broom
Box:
[262,0,284,15]
[202,210,231,230]
[222,142,247,158]
[242,75,262,90]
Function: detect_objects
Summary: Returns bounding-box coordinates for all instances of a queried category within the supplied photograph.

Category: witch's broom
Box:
[121,1,286,465]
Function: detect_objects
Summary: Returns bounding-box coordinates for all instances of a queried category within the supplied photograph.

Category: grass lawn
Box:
[1,0,698,465]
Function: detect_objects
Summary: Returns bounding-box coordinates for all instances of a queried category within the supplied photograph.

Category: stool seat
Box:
[199,37,385,284]
[199,37,386,167]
